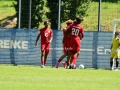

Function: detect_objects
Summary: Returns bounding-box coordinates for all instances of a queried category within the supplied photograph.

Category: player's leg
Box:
[70,51,80,69]
[44,44,50,66]
[62,61,67,68]
[65,39,72,69]
[56,41,68,68]
[41,51,45,68]
[44,53,48,65]
[41,44,46,67]
[115,58,119,70]
[70,39,80,69]
[110,57,114,70]
[115,51,119,70]
[66,52,72,69]
[66,38,73,69]
[56,53,67,68]
[77,51,80,57]
[59,53,67,62]
[110,50,115,70]
[72,51,80,65]
[70,51,78,69]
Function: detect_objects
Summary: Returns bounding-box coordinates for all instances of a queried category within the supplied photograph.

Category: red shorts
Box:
[70,38,81,52]
[41,43,50,54]
[63,37,71,53]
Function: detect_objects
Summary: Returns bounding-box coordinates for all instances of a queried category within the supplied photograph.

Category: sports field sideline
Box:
[0,64,120,90]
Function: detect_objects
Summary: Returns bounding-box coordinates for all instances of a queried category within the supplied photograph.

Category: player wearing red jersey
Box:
[63,17,84,69]
[35,21,53,68]
[55,20,73,68]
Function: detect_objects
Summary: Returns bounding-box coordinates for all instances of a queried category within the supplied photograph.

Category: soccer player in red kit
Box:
[35,21,53,68]
[55,20,73,68]
[64,17,84,69]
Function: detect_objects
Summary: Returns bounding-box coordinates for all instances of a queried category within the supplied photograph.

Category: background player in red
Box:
[35,21,53,68]
[64,17,84,69]
[55,20,73,68]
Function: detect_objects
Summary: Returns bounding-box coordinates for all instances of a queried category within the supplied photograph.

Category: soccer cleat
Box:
[115,68,118,71]
[66,66,69,69]
[72,64,76,69]
[41,65,45,68]
[69,64,76,69]
[55,62,59,68]
[62,62,66,68]
[109,67,114,71]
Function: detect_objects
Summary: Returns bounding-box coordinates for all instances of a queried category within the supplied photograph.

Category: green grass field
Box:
[0,64,120,90]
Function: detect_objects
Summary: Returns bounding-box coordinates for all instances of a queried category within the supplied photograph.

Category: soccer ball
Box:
[79,64,85,69]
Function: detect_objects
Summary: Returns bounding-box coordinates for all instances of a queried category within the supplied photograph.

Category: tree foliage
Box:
[47,0,91,29]
[92,0,120,3]
[61,0,90,21]
[31,0,49,29]
[14,0,90,29]
[14,0,49,29]
[47,0,59,29]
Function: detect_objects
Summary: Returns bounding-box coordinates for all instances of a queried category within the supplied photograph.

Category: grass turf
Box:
[0,64,120,90]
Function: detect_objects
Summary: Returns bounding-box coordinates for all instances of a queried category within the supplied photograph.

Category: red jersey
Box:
[68,23,84,40]
[40,28,53,44]
[67,23,84,52]
[63,27,71,53]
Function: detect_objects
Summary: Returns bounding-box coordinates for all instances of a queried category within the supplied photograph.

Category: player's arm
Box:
[118,39,120,49]
[48,36,53,43]
[118,43,120,48]
[80,27,84,40]
[80,33,84,39]
[115,43,120,53]
[48,30,53,43]
[62,29,70,43]
[109,43,113,54]
[35,33,40,46]
[115,39,120,52]
[110,44,113,50]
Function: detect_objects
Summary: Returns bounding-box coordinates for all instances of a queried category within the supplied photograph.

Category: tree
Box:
[47,0,59,29]
[47,0,91,29]
[92,0,119,3]
[14,0,49,29]
[31,0,49,29]
[14,0,90,29]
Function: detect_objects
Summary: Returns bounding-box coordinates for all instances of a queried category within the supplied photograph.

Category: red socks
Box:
[71,54,77,65]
